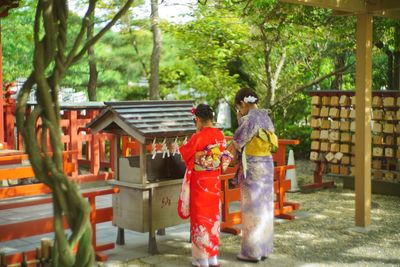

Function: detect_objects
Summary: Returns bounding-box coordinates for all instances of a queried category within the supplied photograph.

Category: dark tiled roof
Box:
[87,100,196,141]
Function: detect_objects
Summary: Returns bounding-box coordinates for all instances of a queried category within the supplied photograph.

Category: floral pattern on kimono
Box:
[178,127,230,259]
[233,108,275,258]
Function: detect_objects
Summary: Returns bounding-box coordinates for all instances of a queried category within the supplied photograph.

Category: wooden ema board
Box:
[308,91,400,190]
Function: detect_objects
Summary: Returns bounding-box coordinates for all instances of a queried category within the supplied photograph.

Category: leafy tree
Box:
[165,3,250,105]
[374,17,400,90]
[2,0,36,82]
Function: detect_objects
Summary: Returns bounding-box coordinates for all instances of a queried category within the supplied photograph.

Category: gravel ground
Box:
[101,160,400,267]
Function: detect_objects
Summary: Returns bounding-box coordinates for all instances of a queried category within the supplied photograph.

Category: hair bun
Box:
[235,88,259,105]
[195,103,214,121]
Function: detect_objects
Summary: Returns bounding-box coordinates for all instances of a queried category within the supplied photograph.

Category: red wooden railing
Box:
[0,149,118,264]
[0,94,117,264]
[0,90,115,183]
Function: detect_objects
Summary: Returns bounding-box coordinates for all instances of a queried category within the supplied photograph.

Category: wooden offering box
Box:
[87,100,195,253]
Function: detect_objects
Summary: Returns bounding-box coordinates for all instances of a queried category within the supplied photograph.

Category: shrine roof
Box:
[87,100,196,143]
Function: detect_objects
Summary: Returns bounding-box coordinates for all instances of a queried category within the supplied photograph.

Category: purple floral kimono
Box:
[233,108,275,259]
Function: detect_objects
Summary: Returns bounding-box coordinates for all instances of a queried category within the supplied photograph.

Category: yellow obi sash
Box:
[242,129,278,178]
[245,129,278,156]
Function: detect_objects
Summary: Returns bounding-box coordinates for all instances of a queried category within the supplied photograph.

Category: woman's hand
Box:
[236,110,243,121]
[226,142,238,166]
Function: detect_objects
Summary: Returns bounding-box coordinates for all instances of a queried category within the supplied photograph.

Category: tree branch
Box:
[273,50,286,86]
[66,0,97,65]
[271,63,354,110]
[70,0,134,66]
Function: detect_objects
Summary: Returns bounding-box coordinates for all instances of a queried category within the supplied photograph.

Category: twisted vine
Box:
[16,0,134,266]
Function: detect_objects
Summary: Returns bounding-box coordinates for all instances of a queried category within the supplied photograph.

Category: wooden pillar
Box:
[355,13,373,227]
[5,98,15,149]
[140,143,147,184]
[90,110,100,174]
[109,134,115,172]
[113,136,120,180]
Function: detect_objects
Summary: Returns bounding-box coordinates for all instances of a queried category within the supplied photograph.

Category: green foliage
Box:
[164,4,250,105]
[2,0,36,82]
[3,0,400,159]
[281,124,313,159]
[223,129,233,137]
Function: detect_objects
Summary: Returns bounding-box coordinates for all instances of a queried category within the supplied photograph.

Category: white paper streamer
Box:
[172,137,180,156]
[151,138,157,159]
[162,138,170,158]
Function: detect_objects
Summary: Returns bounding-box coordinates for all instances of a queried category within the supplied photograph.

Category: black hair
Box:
[234,88,259,105]
[194,104,214,121]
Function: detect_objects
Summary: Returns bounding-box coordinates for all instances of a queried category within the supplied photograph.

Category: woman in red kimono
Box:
[178,104,231,267]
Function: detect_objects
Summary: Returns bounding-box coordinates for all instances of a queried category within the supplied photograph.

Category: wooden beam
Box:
[366,0,400,12]
[372,10,400,20]
[279,0,366,13]
[355,13,372,228]
[334,9,400,19]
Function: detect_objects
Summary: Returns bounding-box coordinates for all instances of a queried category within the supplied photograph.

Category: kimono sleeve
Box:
[233,115,257,150]
[179,134,198,166]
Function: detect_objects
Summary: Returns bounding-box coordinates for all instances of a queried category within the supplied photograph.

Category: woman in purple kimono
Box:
[232,88,277,263]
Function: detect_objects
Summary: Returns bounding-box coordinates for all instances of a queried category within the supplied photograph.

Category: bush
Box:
[281,124,312,159]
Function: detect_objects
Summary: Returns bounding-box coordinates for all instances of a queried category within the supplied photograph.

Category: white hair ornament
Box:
[243,96,257,103]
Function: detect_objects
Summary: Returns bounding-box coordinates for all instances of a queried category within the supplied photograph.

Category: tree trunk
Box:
[133,36,149,77]
[149,0,161,100]
[87,11,98,101]
[387,52,394,90]
[393,23,400,90]
[259,25,274,109]
[330,54,345,90]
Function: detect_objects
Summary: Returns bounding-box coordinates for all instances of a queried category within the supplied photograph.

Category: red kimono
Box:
[179,127,228,260]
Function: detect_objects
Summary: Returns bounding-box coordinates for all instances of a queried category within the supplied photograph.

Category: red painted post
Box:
[109,134,115,171]
[90,110,100,174]
[69,110,79,177]
[5,96,15,149]
[0,25,4,146]
[89,196,97,248]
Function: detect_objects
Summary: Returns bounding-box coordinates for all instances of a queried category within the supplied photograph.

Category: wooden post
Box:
[90,110,100,174]
[114,136,120,180]
[5,97,15,149]
[116,227,125,245]
[355,13,373,227]
[90,132,100,175]
[89,196,97,249]
[148,188,158,254]
[68,110,79,177]
[140,143,147,184]
[109,134,115,172]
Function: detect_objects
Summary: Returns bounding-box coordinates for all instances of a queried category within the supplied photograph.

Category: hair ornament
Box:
[191,107,197,115]
[244,96,257,103]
